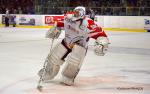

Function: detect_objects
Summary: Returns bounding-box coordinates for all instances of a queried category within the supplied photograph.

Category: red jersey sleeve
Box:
[87,19,107,39]
[57,21,64,27]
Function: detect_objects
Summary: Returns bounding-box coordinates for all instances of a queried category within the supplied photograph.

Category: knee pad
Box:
[61,45,86,85]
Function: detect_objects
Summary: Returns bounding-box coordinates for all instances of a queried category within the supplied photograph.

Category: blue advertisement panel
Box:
[19,16,35,25]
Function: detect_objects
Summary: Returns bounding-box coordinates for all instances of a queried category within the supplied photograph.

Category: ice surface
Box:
[0,27,150,94]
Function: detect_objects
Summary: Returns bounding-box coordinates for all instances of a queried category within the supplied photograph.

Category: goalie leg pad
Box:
[38,43,68,81]
[61,45,86,85]
[38,62,60,81]
[47,42,68,65]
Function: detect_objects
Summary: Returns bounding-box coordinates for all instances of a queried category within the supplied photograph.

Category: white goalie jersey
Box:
[56,12,108,48]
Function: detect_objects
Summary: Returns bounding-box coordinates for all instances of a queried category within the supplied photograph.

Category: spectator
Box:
[5,8,10,27]
[11,14,16,27]
[88,8,95,21]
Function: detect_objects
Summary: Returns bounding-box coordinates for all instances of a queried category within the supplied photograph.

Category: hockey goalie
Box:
[38,6,109,86]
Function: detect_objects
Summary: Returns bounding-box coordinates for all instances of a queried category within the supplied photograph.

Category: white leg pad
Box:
[61,45,86,85]
[38,43,67,81]
[47,43,67,65]
[38,62,60,81]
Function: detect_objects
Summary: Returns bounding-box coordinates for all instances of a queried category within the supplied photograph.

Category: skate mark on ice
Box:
[0,39,47,44]
[27,75,150,94]
[0,75,149,94]
[0,76,35,94]
[109,46,150,55]
[121,69,150,74]
[88,45,150,55]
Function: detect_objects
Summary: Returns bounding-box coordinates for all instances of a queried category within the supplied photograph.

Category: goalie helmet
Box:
[73,6,86,20]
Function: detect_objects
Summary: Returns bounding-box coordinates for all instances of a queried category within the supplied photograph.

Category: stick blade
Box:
[37,85,43,92]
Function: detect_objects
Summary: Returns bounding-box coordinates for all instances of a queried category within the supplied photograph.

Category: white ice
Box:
[0,27,150,94]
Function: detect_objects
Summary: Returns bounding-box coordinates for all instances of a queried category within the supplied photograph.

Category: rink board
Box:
[0,14,150,32]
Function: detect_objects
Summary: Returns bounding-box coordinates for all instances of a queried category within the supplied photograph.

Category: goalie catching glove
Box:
[45,22,61,39]
[94,37,109,56]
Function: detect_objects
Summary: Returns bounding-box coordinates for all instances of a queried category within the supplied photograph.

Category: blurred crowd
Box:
[0,0,150,15]
[0,0,34,14]
[86,0,150,7]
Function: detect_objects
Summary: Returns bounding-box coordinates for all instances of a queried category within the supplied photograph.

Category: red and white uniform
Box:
[56,13,107,48]
[38,7,109,86]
